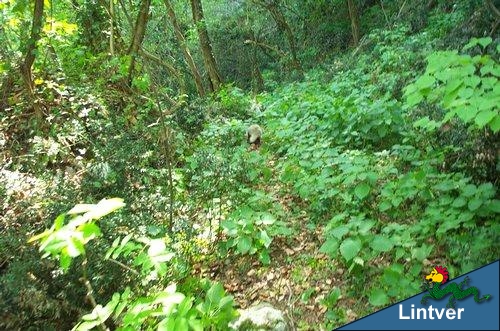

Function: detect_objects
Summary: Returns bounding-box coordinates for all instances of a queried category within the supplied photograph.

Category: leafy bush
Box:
[220,206,276,265]
[405,37,499,133]
[29,198,238,330]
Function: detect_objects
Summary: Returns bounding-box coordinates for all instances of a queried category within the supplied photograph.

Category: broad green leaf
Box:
[406,92,423,106]
[218,295,234,310]
[354,182,370,200]
[451,197,467,208]
[259,230,272,248]
[88,198,125,220]
[330,225,349,239]
[60,254,72,271]
[319,238,339,257]
[487,200,500,213]
[462,184,477,197]
[175,318,190,331]
[468,198,483,211]
[67,204,94,215]
[339,238,362,262]
[207,283,224,303]
[66,237,85,257]
[455,105,476,123]
[80,223,101,240]
[369,288,388,306]
[379,200,392,212]
[260,213,275,225]
[475,110,496,128]
[259,250,271,265]
[370,235,394,252]
[477,37,493,48]
[489,116,500,132]
[463,75,480,88]
[237,236,252,254]
[412,244,433,261]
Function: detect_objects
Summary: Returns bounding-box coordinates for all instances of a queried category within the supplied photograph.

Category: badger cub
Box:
[246,124,263,149]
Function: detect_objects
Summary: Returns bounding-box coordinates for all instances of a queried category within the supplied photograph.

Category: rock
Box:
[230,302,289,331]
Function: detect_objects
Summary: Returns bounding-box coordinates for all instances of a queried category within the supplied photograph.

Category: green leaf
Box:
[406,92,423,106]
[80,223,102,240]
[259,250,271,265]
[67,204,94,215]
[218,295,234,310]
[67,237,85,257]
[237,236,252,254]
[260,213,275,225]
[188,319,203,331]
[461,184,477,197]
[451,197,467,208]
[463,38,478,51]
[339,238,362,262]
[259,230,272,248]
[319,238,339,258]
[486,200,500,213]
[468,198,483,211]
[415,75,435,89]
[369,288,388,306]
[489,115,500,132]
[475,110,496,128]
[477,37,493,48]
[379,200,392,212]
[60,254,72,272]
[173,317,189,331]
[412,244,433,260]
[330,225,349,239]
[90,198,125,219]
[207,283,224,303]
[370,235,394,252]
[354,182,371,200]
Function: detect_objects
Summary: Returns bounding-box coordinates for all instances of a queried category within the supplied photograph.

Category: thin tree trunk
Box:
[118,0,134,27]
[253,0,302,74]
[189,0,223,92]
[110,0,115,55]
[127,0,151,85]
[347,0,360,46]
[163,0,205,97]
[21,0,44,119]
[249,31,264,92]
[139,48,187,95]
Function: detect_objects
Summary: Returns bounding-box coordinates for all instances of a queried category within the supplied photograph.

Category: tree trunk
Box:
[163,0,205,97]
[127,0,151,85]
[139,48,187,95]
[347,0,360,46]
[110,0,115,55]
[189,0,223,92]
[253,0,302,75]
[21,0,44,119]
[249,31,264,92]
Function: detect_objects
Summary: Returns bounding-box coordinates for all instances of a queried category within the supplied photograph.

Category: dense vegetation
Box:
[1,0,499,330]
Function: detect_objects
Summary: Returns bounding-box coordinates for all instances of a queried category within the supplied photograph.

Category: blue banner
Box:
[338,260,499,330]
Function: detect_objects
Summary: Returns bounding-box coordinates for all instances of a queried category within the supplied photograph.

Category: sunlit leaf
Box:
[339,238,362,262]
[369,288,389,306]
[354,182,370,200]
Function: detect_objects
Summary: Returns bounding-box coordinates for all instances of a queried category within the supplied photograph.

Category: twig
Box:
[396,0,408,20]
[80,257,110,331]
[107,258,140,275]
[380,0,390,25]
